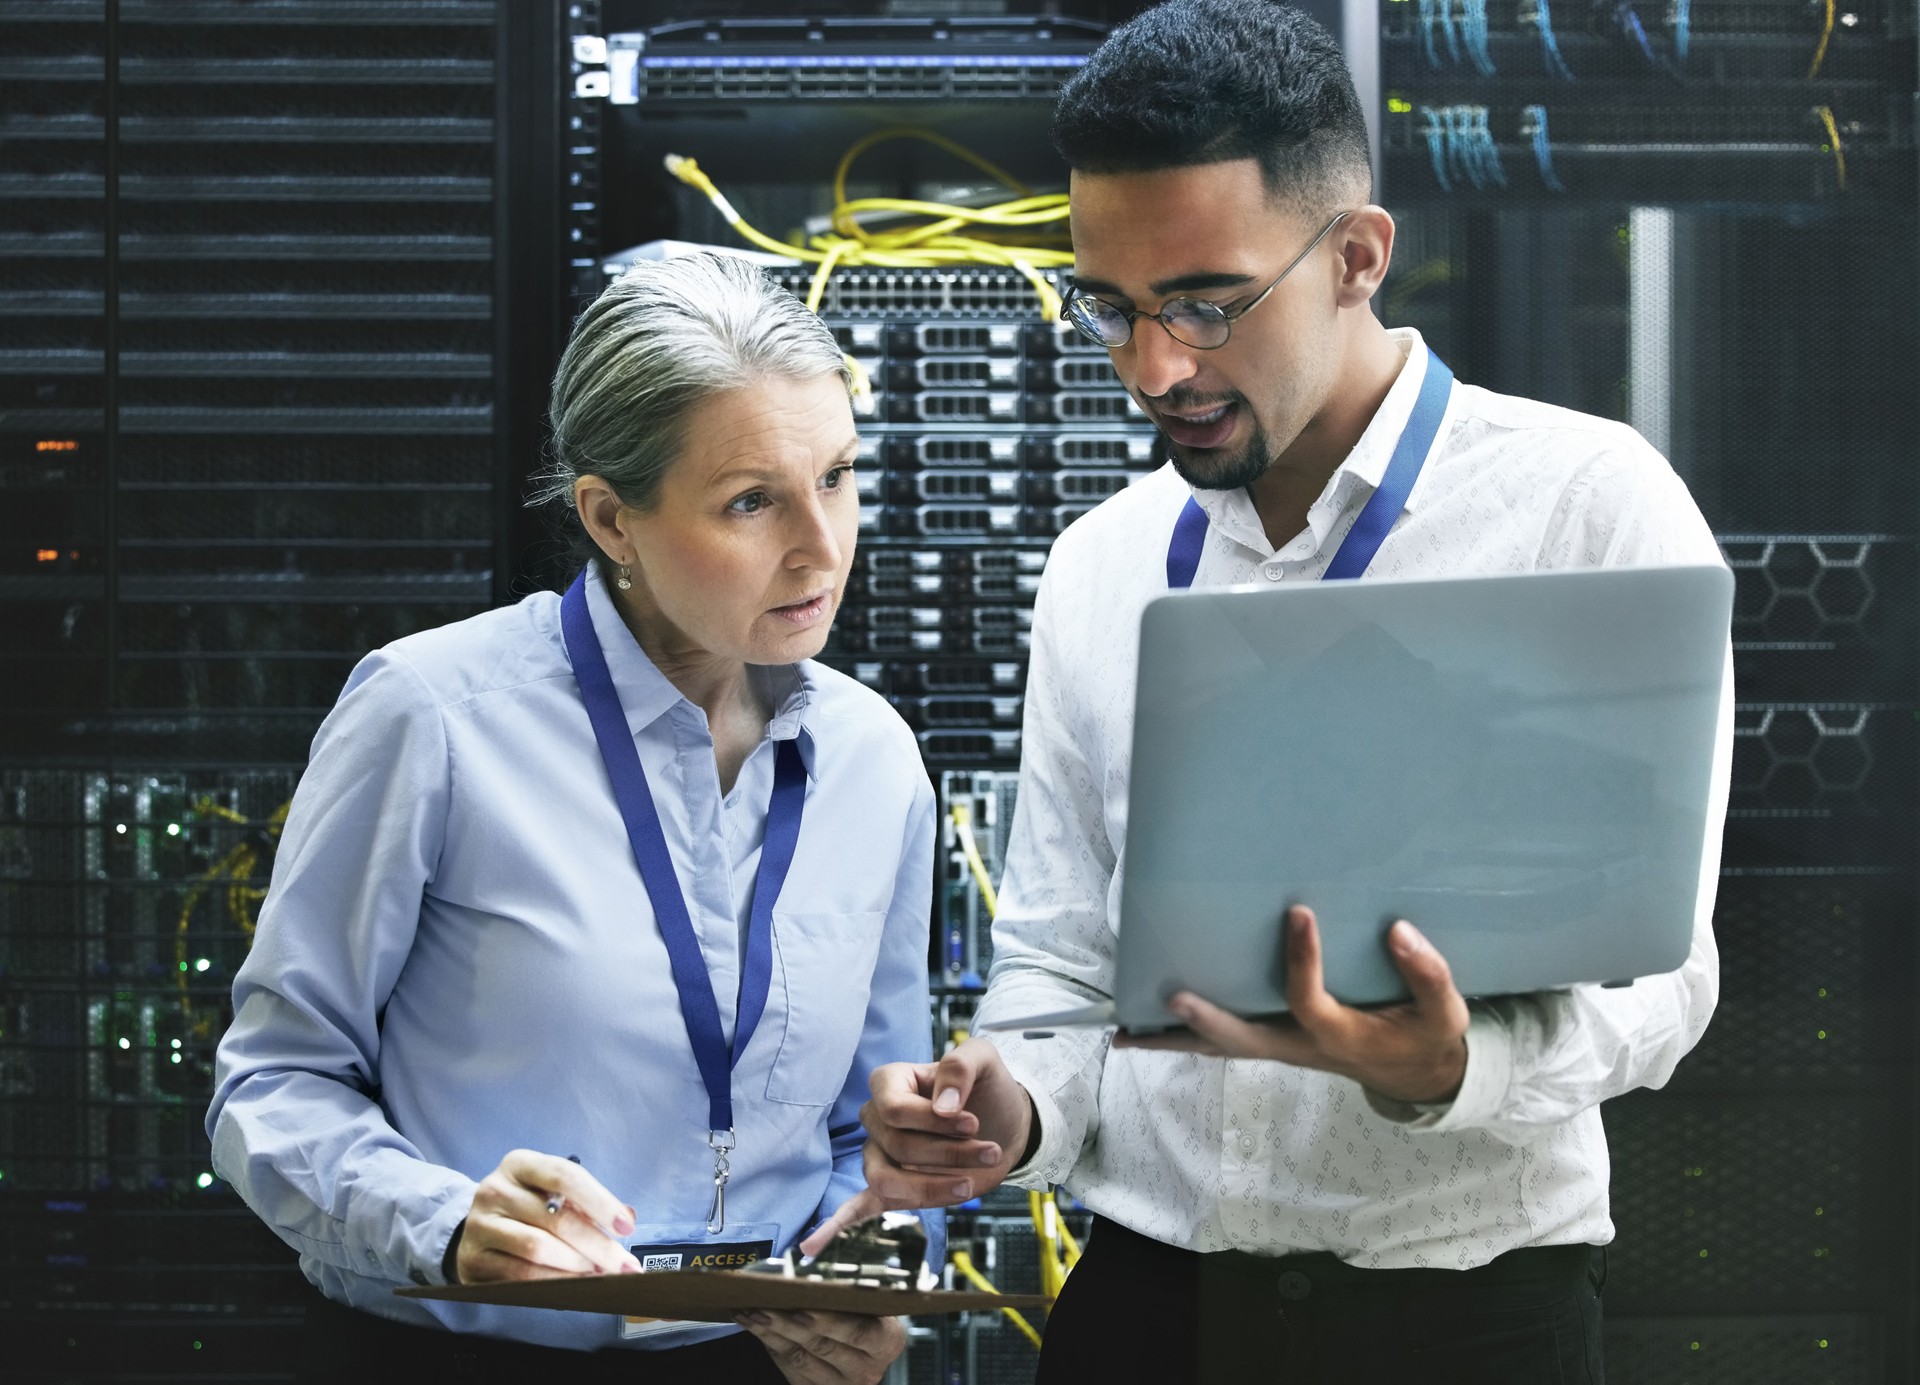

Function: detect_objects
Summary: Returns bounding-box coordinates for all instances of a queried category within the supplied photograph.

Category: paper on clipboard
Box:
[397,1271,1047,1322]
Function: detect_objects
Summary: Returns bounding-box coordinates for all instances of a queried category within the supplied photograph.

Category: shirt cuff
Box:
[1362,1005,1513,1132]
[1003,1081,1078,1190]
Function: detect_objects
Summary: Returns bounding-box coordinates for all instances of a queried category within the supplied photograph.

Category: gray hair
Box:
[530,252,851,552]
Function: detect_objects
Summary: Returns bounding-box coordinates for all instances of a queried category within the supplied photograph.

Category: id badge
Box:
[619,1221,781,1342]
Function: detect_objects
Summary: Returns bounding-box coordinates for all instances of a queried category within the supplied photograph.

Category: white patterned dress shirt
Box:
[975,328,1733,1268]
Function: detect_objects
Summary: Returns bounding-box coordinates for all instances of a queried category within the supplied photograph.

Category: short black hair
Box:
[1052,0,1372,214]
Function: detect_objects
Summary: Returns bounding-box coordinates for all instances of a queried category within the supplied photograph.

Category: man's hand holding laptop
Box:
[803,903,1471,1245]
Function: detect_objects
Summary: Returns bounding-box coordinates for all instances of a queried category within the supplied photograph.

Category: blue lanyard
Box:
[1165,349,1455,589]
[560,573,806,1231]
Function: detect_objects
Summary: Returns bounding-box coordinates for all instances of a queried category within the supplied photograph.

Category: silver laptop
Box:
[983,564,1732,1035]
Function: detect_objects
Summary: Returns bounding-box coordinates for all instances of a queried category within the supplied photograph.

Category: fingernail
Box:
[614,1210,635,1236]
[980,1147,1000,1166]
[1288,908,1308,934]
[736,1310,769,1327]
[620,1259,641,1275]
[789,1311,814,1326]
[1170,997,1196,1021]
[951,1180,973,1199]
[1393,920,1424,953]
[933,1089,960,1115]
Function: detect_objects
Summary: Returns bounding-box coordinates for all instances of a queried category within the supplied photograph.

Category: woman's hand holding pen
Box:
[800,1038,1035,1253]
[454,1149,642,1283]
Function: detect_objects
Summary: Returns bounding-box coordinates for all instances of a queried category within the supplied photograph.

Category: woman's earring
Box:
[615,563,632,592]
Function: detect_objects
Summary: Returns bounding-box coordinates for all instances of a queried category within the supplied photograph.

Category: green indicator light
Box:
[170,1054,182,1065]
[193,1340,203,1351]
[196,1172,214,1189]
[1698,1248,1709,1258]
[114,823,127,835]
[1690,1342,1700,1351]
[117,1038,130,1051]
[1817,1030,1827,1039]
[195,958,211,973]
[1815,1207,1824,1216]
[179,962,188,972]
[1819,1339,1829,1348]
[167,823,181,837]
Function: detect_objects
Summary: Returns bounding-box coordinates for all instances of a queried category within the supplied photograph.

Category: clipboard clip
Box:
[756,1212,933,1290]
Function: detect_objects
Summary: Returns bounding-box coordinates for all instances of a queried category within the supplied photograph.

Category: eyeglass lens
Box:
[1066,297,1230,349]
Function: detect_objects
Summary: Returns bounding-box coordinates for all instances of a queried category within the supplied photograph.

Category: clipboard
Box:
[398,1272,1047,1321]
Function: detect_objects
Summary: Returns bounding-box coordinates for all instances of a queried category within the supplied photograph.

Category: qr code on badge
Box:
[642,1254,683,1273]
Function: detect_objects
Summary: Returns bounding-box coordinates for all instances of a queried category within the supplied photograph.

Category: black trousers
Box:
[1037,1217,1606,1385]
[296,1285,788,1384]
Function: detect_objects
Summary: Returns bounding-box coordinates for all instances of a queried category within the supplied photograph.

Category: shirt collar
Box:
[580,562,817,778]
[1187,327,1432,561]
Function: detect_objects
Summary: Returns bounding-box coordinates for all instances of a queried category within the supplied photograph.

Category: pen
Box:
[545,1154,583,1216]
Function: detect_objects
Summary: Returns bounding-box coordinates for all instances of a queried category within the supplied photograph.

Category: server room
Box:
[2,1,1914,1382]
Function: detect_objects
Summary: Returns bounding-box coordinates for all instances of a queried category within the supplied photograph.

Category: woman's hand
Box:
[735,1310,906,1385]
[454,1148,641,1283]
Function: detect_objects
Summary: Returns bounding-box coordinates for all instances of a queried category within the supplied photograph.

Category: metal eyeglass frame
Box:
[1059,210,1354,350]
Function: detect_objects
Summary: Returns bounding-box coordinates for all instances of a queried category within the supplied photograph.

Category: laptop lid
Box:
[1111,564,1732,1033]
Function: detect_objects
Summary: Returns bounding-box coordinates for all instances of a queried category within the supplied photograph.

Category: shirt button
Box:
[1264,568,1283,582]
[1238,1133,1257,1155]
[1277,1270,1312,1301]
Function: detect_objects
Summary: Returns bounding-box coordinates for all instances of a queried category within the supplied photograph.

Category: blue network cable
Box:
[1441,106,1470,187]
[1419,106,1452,191]
[1463,0,1498,76]
[1534,0,1577,80]
[1438,0,1462,64]
[1672,0,1691,64]
[1521,104,1566,192]
[1619,4,1661,66]
[1472,106,1508,189]
[1418,0,1443,68]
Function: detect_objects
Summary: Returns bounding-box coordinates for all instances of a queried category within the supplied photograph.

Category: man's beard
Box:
[1161,412,1272,492]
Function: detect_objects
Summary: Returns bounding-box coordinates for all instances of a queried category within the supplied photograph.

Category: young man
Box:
[810,1,1730,1379]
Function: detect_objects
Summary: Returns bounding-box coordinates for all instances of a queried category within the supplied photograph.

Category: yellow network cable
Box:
[1814,106,1848,191]
[174,798,288,1035]
[950,1249,1045,1349]
[949,801,999,918]
[1807,0,1835,79]
[664,127,1071,320]
[1030,1190,1086,1300]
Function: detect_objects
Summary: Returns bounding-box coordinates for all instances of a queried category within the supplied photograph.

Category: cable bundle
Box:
[1419,105,1509,191]
[1419,0,1495,76]
[666,128,1071,321]
[1522,0,1578,80]
[1520,104,1567,192]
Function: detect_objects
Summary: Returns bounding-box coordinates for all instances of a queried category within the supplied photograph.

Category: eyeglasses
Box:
[1059,210,1353,350]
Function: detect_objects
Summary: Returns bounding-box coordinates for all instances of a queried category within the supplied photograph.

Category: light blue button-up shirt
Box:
[208,564,939,1351]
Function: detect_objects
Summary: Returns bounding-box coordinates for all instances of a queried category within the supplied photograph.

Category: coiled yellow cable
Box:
[664,127,1070,319]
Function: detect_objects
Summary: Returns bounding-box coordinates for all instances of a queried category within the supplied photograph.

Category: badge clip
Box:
[706,1129,735,1234]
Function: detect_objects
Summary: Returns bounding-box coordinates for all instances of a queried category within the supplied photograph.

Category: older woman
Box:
[207,253,947,1383]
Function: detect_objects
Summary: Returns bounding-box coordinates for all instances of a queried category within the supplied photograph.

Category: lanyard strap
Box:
[560,573,806,1136]
[1165,349,1455,590]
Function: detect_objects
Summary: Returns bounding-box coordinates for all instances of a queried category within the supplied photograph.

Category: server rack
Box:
[0,2,558,1378]
[1376,3,1920,1382]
